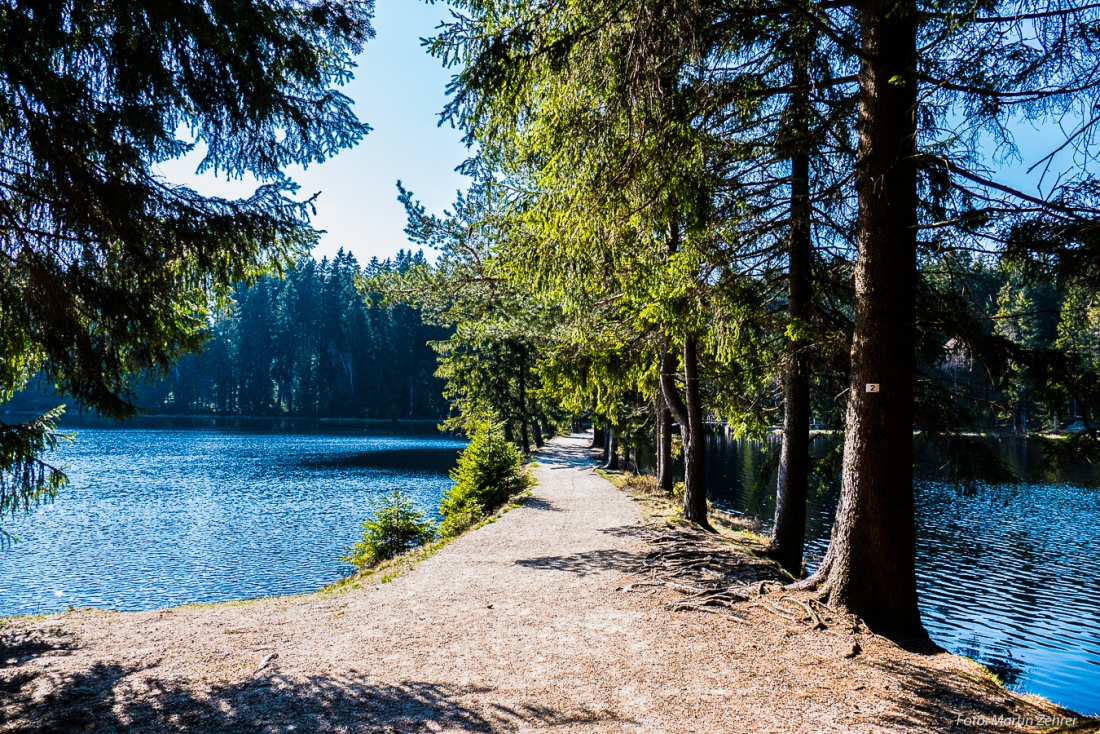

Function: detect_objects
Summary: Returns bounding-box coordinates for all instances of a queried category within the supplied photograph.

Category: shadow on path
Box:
[536,435,601,471]
[1,661,631,733]
[515,549,640,577]
[870,657,1099,733]
[519,496,562,512]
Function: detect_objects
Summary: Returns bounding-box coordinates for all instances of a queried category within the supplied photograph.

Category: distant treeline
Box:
[7,250,450,421]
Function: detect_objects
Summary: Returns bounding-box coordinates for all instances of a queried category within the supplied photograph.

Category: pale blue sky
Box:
[154,1,1080,265]
[158,0,469,265]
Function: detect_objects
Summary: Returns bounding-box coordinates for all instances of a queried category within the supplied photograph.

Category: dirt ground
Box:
[1,434,1095,733]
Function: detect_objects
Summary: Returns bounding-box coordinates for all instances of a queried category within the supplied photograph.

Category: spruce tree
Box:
[0,0,374,528]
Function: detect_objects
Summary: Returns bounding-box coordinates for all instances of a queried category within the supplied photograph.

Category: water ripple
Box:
[705,437,1100,716]
[0,426,463,618]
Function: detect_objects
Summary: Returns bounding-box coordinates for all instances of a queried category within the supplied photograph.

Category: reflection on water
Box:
[0,420,463,617]
[703,431,1100,716]
[3,420,1097,714]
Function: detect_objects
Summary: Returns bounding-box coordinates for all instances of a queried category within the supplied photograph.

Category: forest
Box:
[6,250,448,420]
[374,0,1100,647]
[3,0,1100,654]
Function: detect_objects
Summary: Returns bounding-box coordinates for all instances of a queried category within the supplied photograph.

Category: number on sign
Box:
[865,383,880,393]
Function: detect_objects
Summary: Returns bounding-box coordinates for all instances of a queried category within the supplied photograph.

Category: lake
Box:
[704,432,1100,717]
[2,422,1098,716]
[0,418,464,617]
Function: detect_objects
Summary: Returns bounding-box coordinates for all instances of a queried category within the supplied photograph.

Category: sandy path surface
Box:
[1,435,1092,733]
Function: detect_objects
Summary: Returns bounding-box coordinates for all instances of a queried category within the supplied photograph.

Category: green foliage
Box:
[439,421,533,535]
[0,408,72,544]
[7,252,449,420]
[438,502,484,539]
[157,251,444,418]
[1,0,374,530]
[381,179,567,441]
[341,490,436,570]
[423,0,1100,488]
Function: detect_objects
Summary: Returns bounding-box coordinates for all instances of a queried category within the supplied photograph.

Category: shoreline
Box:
[2,436,1096,732]
[599,467,1099,726]
[2,410,450,427]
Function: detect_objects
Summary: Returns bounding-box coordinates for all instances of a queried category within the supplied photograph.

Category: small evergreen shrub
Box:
[341,490,436,570]
[439,421,533,536]
[438,501,483,538]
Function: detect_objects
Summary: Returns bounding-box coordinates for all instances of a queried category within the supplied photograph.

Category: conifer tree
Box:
[0,0,375,531]
[434,0,1100,640]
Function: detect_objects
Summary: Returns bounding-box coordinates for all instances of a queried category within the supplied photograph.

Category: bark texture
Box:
[807,0,928,644]
[519,370,531,455]
[660,337,709,528]
[605,431,620,470]
[592,425,606,449]
[771,36,813,579]
[681,338,708,525]
[520,422,531,455]
[657,398,673,493]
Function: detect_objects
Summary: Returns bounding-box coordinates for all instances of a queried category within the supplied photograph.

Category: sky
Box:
[151,1,1084,266]
[157,0,470,265]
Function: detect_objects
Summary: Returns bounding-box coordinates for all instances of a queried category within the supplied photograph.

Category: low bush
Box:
[618,472,658,494]
[439,421,533,536]
[438,502,483,538]
[341,490,437,570]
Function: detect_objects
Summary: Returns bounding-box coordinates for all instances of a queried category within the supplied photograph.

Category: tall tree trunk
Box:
[657,395,673,493]
[520,421,531,455]
[592,424,606,448]
[532,421,544,448]
[660,336,710,528]
[660,221,711,528]
[518,359,531,454]
[771,31,813,579]
[681,337,709,525]
[601,424,611,463]
[605,431,620,470]
[801,0,927,644]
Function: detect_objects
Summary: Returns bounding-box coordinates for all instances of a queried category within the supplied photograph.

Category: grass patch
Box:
[597,470,771,551]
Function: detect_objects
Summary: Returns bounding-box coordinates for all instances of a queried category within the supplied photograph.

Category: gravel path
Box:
[1,434,1092,733]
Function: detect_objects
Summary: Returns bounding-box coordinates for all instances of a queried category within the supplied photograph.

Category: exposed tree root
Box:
[787,548,834,593]
[618,523,788,624]
[610,518,869,638]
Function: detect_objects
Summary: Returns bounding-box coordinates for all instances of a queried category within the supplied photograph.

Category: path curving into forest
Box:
[1,434,1090,733]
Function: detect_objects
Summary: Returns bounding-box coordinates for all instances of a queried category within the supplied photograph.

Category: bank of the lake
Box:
[3,421,1098,718]
[694,432,1100,717]
[2,436,1092,734]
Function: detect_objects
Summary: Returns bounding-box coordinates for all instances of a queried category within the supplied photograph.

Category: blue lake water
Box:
[0,420,463,616]
[705,433,1100,717]
[2,422,1098,717]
